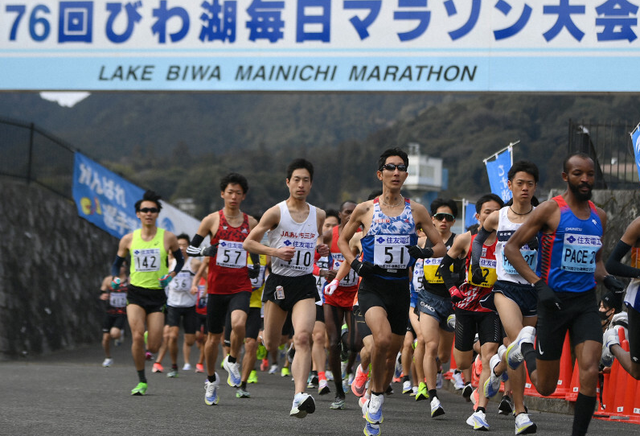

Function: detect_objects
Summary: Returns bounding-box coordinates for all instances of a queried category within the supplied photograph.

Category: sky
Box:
[39,92,91,108]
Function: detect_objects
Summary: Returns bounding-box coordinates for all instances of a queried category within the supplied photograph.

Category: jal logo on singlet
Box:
[562,233,601,273]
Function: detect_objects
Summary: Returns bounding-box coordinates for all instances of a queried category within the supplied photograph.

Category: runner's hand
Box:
[110,277,121,290]
[535,279,562,311]
[325,279,339,296]
[248,264,261,279]
[406,245,433,259]
[159,274,173,288]
[351,259,375,279]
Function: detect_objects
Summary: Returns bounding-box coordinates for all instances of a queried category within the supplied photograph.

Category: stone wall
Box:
[0,180,117,359]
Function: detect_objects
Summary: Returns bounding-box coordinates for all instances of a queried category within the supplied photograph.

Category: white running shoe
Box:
[452,371,465,390]
[436,371,444,390]
[290,392,316,418]
[182,363,192,371]
[102,358,113,367]
[204,373,220,406]
[484,353,507,399]
[430,396,445,418]
[268,364,279,374]
[223,355,241,387]
[318,379,331,395]
[466,410,490,431]
[515,412,537,434]
[402,379,412,394]
[365,393,384,424]
[447,313,456,330]
[506,326,536,370]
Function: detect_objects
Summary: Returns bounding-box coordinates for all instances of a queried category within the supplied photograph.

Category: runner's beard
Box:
[568,180,593,201]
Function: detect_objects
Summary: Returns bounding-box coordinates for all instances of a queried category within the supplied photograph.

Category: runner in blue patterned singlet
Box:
[503,153,624,436]
[338,148,446,436]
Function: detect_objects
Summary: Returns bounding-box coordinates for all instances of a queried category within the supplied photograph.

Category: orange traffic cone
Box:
[551,332,573,398]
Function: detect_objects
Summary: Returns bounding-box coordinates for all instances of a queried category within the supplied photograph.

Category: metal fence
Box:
[0,116,76,199]
[568,119,639,190]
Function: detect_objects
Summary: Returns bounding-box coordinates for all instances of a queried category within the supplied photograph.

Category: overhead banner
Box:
[484,146,513,203]
[1,1,640,92]
[73,152,200,238]
[631,123,640,183]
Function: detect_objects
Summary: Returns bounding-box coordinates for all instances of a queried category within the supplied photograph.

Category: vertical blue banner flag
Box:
[631,124,640,183]
[485,148,513,203]
[73,152,145,238]
[463,200,478,231]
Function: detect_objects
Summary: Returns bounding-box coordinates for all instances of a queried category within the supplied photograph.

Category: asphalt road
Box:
[1,339,639,436]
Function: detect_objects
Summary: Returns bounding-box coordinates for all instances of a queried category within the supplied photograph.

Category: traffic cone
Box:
[565,358,580,402]
[445,341,457,380]
[551,332,573,398]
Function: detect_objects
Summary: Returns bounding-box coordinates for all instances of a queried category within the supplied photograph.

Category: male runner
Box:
[100,261,128,367]
[243,158,329,418]
[504,153,624,436]
[186,173,260,405]
[338,148,445,436]
[111,190,183,395]
[473,160,540,435]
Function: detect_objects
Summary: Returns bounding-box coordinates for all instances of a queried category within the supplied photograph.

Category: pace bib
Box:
[561,233,600,273]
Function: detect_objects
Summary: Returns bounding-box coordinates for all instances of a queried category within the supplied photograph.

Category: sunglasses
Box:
[380,163,408,172]
[433,213,455,222]
[139,207,159,214]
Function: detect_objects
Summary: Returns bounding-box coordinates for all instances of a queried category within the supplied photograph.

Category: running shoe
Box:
[236,388,251,398]
[114,336,122,347]
[363,422,380,436]
[515,412,537,434]
[145,351,153,361]
[471,388,479,407]
[436,371,443,390]
[430,396,445,418]
[351,364,369,397]
[195,363,204,373]
[290,392,316,418]
[462,383,473,402]
[484,353,507,399]
[402,380,412,394]
[268,364,279,374]
[447,313,456,330]
[182,363,192,371]
[281,367,291,377]
[167,369,179,378]
[452,370,465,390]
[415,382,429,401]
[466,410,490,431]
[307,374,319,389]
[365,394,384,424]
[359,395,369,416]
[260,358,269,372]
[248,369,258,384]
[410,386,418,396]
[131,382,148,396]
[326,370,334,381]
[144,330,148,345]
[152,362,163,373]
[330,396,346,410]
[102,358,113,368]
[341,361,348,380]
[385,384,394,395]
[287,344,296,364]
[342,377,350,394]
[393,352,402,382]
[601,327,619,367]
[506,326,536,370]
[319,379,331,395]
[256,344,267,361]
[348,372,355,387]
[204,373,220,406]
[498,394,514,416]
[223,355,241,387]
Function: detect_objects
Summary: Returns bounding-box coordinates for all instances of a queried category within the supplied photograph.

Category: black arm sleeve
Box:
[111,255,125,278]
[438,254,459,290]
[606,240,640,278]
[471,226,492,270]
[249,252,260,266]
[172,249,185,274]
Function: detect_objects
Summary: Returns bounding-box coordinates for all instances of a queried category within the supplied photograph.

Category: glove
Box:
[201,244,218,257]
[603,275,625,294]
[525,235,539,251]
[535,279,562,311]
[248,264,261,280]
[406,245,434,259]
[471,266,485,285]
[325,279,339,295]
[158,273,173,288]
[351,259,376,279]
[110,277,121,290]
[449,286,465,303]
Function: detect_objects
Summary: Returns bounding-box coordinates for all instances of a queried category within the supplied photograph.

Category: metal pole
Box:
[27,122,34,184]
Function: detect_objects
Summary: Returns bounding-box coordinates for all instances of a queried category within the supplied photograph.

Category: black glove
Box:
[406,245,434,259]
[471,266,485,285]
[248,264,261,280]
[201,244,218,257]
[604,275,625,312]
[525,235,539,251]
[535,279,562,311]
[351,259,376,279]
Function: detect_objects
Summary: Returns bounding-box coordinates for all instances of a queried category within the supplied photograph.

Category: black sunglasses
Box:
[433,213,455,222]
[139,207,159,214]
[380,163,408,172]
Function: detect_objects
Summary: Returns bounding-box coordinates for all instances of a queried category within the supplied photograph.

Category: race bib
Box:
[171,272,192,292]
[469,258,497,287]
[561,233,600,273]
[373,234,411,270]
[423,257,445,284]
[216,240,247,268]
[332,253,358,287]
[133,248,160,272]
[285,246,314,272]
[502,249,537,275]
[250,265,267,289]
[110,292,127,308]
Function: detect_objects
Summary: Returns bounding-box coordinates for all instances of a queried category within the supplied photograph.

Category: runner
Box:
[99,260,129,367]
[186,172,260,405]
[110,190,183,395]
[337,148,446,435]
[504,153,624,436]
[243,158,329,418]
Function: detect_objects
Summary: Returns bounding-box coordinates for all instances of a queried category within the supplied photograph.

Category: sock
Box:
[137,370,147,383]
[241,381,247,390]
[522,342,537,376]
[208,373,217,383]
[318,371,326,381]
[402,375,410,383]
[429,389,437,399]
[172,364,178,370]
[372,391,384,396]
[572,393,596,436]
[454,369,461,375]
[228,355,237,364]
[477,407,486,414]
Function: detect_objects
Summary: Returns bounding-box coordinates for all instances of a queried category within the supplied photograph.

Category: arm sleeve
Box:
[438,254,458,290]
[606,240,640,278]
[111,255,125,278]
[471,226,492,270]
[249,252,260,267]
[172,249,184,274]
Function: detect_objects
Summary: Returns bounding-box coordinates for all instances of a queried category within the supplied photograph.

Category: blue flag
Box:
[631,124,640,183]
[464,200,478,231]
[485,148,513,202]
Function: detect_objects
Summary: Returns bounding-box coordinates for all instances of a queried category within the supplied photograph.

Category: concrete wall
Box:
[0,180,116,359]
